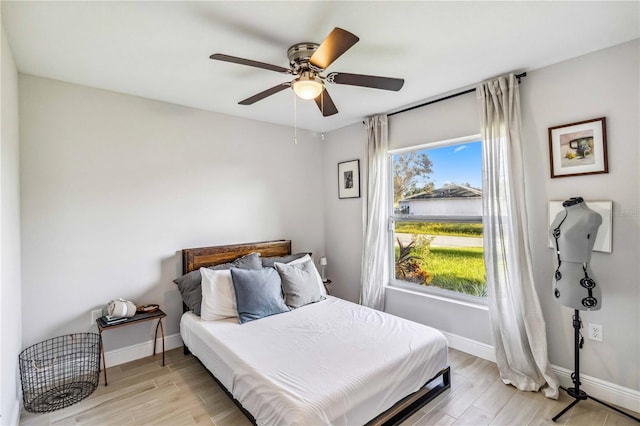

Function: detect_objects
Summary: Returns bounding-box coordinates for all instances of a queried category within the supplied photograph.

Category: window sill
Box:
[385,283,488,311]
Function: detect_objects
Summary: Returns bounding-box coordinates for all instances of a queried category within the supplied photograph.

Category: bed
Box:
[177,240,450,425]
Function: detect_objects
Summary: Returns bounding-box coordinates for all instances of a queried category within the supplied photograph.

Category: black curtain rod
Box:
[387,72,527,118]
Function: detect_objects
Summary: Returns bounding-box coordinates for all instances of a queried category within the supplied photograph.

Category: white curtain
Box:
[478,74,559,398]
[360,115,389,310]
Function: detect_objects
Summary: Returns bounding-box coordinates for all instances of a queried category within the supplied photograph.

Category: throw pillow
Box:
[275,259,325,308]
[200,268,237,320]
[284,254,327,297]
[230,268,289,324]
[173,252,261,315]
[261,252,309,268]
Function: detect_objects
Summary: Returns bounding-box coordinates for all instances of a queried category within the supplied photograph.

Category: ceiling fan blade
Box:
[314,89,338,117]
[239,83,291,105]
[327,72,404,91]
[210,53,291,74]
[309,28,359,70]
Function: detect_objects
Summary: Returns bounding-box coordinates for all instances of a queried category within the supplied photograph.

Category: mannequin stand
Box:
[552,310,640,423]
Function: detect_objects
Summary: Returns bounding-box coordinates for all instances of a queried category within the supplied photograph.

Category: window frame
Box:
[387,134,487,305]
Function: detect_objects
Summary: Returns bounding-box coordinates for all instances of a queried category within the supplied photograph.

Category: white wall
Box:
[323,40,639,394]
[520,39,639,392]
[1,20,23,426]
[19,75,326,353]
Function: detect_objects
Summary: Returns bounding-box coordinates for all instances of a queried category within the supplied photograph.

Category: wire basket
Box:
[19,333,101,413]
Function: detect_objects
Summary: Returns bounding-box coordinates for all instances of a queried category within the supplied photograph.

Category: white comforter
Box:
[180,296,448,426]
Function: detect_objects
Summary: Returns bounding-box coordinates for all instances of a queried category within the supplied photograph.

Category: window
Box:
[389,136,486,300]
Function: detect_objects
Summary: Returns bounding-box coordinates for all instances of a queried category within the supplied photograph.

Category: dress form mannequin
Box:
[550,198,639,423]
[550,197,602,310]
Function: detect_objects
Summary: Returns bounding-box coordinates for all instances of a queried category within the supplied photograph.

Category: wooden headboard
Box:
[181,240,292,274]
[179,240,292,354]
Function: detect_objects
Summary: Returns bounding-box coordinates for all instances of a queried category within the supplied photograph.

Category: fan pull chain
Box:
[321,91,325,141]
[294,93,298,144]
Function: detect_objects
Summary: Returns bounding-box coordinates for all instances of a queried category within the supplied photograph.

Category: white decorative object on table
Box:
[319,257,328,282]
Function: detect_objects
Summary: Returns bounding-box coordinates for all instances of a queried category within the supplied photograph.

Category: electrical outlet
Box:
[91,309,103,325]
[588,323,603,342]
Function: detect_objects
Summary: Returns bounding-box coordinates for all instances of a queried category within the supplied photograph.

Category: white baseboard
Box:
[441,331,639,414]
[551,364,640,414]
[103,331,639,414]
[441,330,496,363]
[103,333,183,368]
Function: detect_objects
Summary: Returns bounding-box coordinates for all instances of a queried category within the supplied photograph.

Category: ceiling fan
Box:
[210,27,404,117]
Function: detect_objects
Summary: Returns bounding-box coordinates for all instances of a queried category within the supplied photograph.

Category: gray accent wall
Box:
[324,40,639,392]
[322,122,366,304]
[18,75,326,351]
[520,39,639,391]
[384,85,493,346]
[1,20,23,426]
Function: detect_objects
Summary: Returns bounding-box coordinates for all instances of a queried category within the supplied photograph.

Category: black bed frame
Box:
[188,350,450,426]
[178,240,452,425]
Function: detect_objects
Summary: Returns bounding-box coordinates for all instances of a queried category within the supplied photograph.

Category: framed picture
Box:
[548,117,608,178]
[548,200,612,253]
[338,159,360,199]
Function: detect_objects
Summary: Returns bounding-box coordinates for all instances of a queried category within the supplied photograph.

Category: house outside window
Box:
[389,136,487,301]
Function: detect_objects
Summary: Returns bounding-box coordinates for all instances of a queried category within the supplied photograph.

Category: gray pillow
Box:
[275,259,325,309]
[261,252,309,268]
[210,252,262,270]
[230,268,289,324]
[173,252,261,315]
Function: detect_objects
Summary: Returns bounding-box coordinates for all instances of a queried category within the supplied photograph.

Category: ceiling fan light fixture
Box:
[210,27,403,116]
[293,71,324,100]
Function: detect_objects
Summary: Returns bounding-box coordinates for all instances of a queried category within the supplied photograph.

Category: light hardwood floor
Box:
[19,348,638,426]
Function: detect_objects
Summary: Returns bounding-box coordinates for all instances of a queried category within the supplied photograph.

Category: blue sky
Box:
[415,140,482,189]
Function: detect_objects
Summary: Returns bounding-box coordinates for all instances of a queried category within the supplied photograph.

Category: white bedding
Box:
[180,296,448,426]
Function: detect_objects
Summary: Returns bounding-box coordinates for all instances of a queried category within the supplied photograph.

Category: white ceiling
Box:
[2,1,638,132]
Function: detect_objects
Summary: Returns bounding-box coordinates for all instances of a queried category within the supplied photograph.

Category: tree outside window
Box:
[391,140,486,299]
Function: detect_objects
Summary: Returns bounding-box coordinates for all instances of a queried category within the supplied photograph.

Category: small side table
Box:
[323,279,332,295]
[96,309,166,386]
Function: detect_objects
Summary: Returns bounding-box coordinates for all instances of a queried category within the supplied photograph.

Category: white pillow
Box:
[277,254,327,297]
[200,268,238,320]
